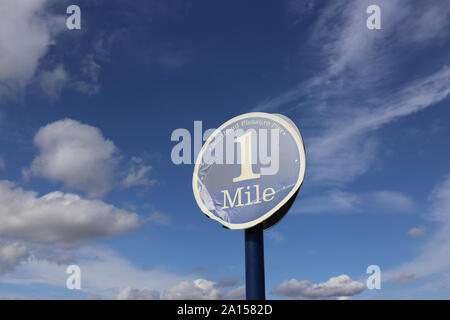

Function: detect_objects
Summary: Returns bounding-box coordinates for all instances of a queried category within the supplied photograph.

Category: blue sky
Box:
[0,0,449,300]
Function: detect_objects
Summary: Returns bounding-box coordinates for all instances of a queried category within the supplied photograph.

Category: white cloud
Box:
[271,275,365,299]
[1,246,191,299]
[307,1,449,81]
[122,166,152,188]
[122,157,154,188]
[223,285,245,300]
[116,281,245,300]
[0,242,29,274]
[27,119,119,197]
[26,119,155,197]
[0,180,140,247]
[164,279,223,300]
[405,3,450,44]
[407,226,426,238]
[0,0,64,101]
[117,287,160,300]
[1,245,243,300]
[39,64,69,101]
[0,1,108,102]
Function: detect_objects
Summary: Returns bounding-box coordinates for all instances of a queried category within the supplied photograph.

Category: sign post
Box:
[245,223,265,300]
[193,112,306,300]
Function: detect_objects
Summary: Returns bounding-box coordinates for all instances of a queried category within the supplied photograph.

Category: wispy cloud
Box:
[294,190,415,215]
[385,175,450,281]
[392,272,426,286]
[38,64,69,102]
[122,157,156,188]
[254,1,450,186]
[407,226,426,238]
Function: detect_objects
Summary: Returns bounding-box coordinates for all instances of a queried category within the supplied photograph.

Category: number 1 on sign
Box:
[233,132,261,182]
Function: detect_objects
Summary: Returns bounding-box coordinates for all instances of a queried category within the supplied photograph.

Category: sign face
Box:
[192,112,306,230]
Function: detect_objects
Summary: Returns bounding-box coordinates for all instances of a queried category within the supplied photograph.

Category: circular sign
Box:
[192,112,306,230]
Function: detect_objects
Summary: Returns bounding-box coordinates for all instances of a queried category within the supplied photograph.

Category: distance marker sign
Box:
[193,112,306,230]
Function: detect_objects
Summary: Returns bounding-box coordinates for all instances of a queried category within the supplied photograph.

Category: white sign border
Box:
[192,112,306,230]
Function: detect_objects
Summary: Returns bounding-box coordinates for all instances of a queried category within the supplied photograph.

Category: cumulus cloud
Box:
[117,287,160,300]
[25,119,154,197]
[0,180,140,247]
[0,242,29,274]
[0,0,196,103]
[0,0,64,101]
[1,246,191,299]
[2,245,243,300]
[117,280,245,300]
[271,275,365,299]
[0,1,108,102]
[26,119,119,197]
[164,279,223,300]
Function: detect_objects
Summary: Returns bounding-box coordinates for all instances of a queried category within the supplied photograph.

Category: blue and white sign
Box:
[193,112,306,230]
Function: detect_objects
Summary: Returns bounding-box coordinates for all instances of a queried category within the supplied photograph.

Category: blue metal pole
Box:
[245,223,265,300]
